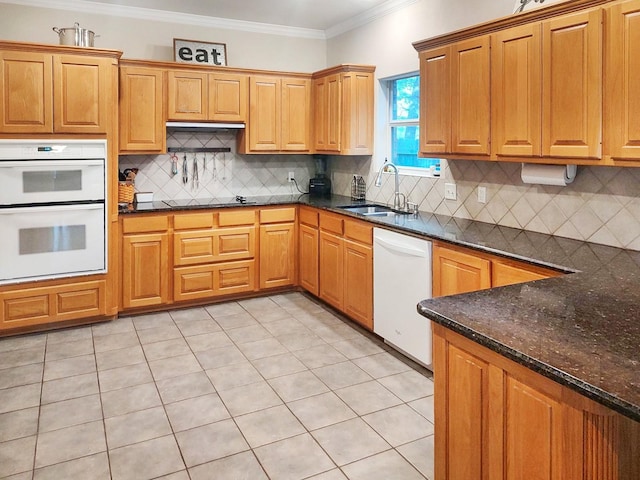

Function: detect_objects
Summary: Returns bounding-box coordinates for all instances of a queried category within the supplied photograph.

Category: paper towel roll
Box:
[521,163,577,186]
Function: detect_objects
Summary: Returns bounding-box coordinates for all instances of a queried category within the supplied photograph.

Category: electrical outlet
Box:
[444,183,457,200]
[288,172,295,183]
[477,186,487,204]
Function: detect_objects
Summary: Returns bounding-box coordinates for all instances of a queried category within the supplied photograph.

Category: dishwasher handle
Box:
[374,236,430,258]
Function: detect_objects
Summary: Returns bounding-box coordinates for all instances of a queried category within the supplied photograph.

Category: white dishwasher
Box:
[373,228,433,368]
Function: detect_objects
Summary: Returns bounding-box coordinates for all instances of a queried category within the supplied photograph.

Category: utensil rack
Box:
[167,147,231,153]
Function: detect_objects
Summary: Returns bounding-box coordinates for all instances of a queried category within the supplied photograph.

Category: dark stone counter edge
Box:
[418,303,640,423]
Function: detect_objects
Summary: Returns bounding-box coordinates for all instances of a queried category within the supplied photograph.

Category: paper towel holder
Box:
[521,163,577,186]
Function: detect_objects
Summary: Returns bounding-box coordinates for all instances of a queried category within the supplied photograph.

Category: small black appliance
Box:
[308,156,332,197]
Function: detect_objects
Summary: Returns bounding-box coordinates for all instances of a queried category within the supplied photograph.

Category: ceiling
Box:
[76,0,406,34]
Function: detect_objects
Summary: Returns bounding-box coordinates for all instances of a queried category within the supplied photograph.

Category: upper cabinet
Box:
[119,65,165,154]
[238,75,311,153]
[0,50,115,134]
[167,69,248,123]
[313,65,375,155]
[413,0,633,166]
[605,0,640,164]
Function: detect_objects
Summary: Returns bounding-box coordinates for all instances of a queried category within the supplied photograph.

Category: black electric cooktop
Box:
[163,195,256,208]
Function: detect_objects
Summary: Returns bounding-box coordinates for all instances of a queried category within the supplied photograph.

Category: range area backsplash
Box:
[329,157,640,252]
[118,131,315,200]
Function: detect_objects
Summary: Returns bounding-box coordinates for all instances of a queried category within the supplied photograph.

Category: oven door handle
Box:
[0,203,104,214]
[0,160,104,168]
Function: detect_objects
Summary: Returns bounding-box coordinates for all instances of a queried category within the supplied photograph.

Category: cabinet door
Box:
[542,9,602,159]
[54,55,111,133]
[208,72,247,122]
[492,260,557,287]
[492,24,542,158]
[122,233,170,309]
[248,76,281,151]
[281,77,311,151]
[167,71,207,121]
[259,223,296,289]
[0,51,52,133]
[419,46,451,155]
[340,71,374,155]
[433,244,491,297]
[314,73,342,153]
[299,224,319,296]
[319,231,344,310]
[451,36,491,156]
[119,66,165,153]
[605,0,640,161]
[343,239,373,330]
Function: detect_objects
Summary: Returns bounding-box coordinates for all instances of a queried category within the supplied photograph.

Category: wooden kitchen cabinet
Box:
[259,207,296,289]
[167,69,248,122]
[433,243,491,297]
[451,36,491,156]
[173,210,257,302]
[119,65,165,154]
[542,8,602,160]
[318,210,373,330]
[492,23,542,158]
[0,50,113,134]
[433,323,640,479]
[313,65,375,155]
[298,206,320,296]
[0,279,107,332]
[433,242,561,297]
[240,75,311,153]
[121,215,171,309]
[419,46,451,155]
[605,0,640,163]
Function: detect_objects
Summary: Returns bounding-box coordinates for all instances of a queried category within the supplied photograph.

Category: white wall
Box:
[0,3,326,71]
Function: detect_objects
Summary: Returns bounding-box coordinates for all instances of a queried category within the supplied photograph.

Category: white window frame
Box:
[386,72,440,178]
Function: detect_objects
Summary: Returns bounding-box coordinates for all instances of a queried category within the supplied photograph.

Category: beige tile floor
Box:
[0,292,435,480]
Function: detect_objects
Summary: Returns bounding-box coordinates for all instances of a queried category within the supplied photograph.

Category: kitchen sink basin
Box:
[338,204,410,217]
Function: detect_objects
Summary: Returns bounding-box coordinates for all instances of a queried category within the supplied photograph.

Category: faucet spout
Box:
[374,161,405,211]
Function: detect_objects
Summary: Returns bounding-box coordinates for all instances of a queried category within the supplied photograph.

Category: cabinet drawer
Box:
[218,209,256,226]
[299,206,319,227]
[1,280,106,330]
[174,260,256,301]
[122,215,169,234]
[344,219,372,245]
[260,207,296,224]
[174,212,214,230]
[174,227,255,266]
[319,212,344,235]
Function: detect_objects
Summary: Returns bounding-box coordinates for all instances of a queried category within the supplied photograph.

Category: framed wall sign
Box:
[173,38,227,66]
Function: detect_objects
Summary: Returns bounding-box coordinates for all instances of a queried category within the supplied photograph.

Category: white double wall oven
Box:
[0,140,108,285]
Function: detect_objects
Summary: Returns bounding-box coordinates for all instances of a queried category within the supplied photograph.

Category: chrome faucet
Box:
[374,160,405,211]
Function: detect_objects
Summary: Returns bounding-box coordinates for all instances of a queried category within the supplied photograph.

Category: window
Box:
[388,74,439,174]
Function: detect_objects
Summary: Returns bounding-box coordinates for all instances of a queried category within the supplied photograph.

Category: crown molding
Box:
[0,0,327,39]
[325,0,420,39]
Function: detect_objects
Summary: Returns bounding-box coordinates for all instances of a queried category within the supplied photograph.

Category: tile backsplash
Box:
[121,133,640,251]
[118,131,315,200]
[329,157,640,251]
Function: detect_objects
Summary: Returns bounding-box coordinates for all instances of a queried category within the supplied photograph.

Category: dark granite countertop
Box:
[119,193,640,421]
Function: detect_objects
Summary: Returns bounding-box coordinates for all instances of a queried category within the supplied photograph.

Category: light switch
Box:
[444,183,457,200]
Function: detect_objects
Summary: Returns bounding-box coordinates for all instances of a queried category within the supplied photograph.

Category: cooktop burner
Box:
[163,196,256,208]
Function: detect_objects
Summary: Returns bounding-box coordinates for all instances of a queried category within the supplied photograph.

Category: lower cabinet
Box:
[259,207,297,289]
[0,280,107,331]
[298,206,320,295]
[121,214,171,309]
[433,242,561,297]
[317,210,373,330]
[433,323,640,479]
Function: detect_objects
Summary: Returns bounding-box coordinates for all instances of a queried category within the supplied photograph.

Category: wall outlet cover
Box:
[444,183,457,200]
[478,186,487,204]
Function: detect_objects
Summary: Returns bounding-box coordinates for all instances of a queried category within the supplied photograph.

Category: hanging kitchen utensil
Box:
[221,152,226,180]
[182,154,188,184]
[212,152,218,180]
[170,153,179,176]
[202,153,206,176]
[192,153,199,189]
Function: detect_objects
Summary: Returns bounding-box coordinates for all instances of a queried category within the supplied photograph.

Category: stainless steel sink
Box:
[338,204,409,217]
